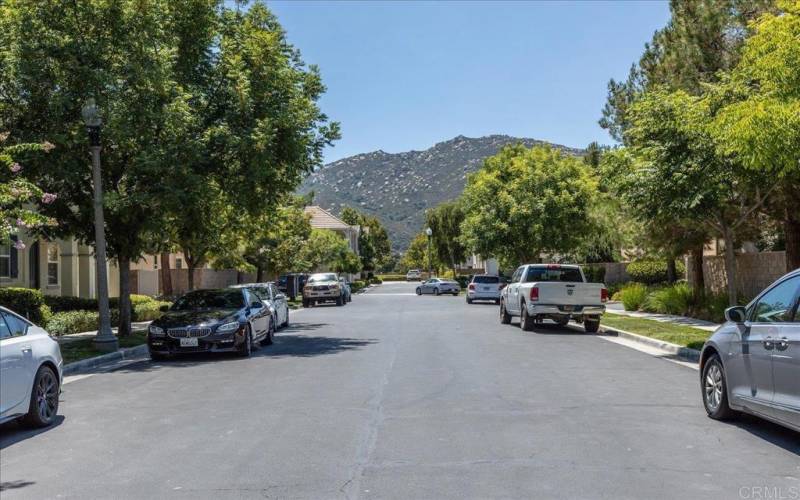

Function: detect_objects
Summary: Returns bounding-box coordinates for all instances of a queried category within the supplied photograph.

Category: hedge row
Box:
[626,260,686,285]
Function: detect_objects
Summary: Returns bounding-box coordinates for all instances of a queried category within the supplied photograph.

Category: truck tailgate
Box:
[534,282,605,306]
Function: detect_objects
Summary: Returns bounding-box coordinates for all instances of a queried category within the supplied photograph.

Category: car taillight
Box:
[601,288,608,303]
[468,283,475,290]
[530,287,539,301]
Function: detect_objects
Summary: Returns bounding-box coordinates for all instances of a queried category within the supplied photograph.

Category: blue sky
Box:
[267,0,670,163]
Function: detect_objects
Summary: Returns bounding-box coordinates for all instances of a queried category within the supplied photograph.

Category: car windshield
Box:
[248,286,271,301]
[473,276,500,284]
[309,273,337,283]
[171,290,245,311]
[525,267,583,282]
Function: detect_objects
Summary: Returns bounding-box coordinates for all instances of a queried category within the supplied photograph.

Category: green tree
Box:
[426,201,466,278]
[712,0,800,271]
[300,229,360,275]
[460,145,597,270]
[339,207,392,274]
[240,200,312,281]
[399,232,441,274]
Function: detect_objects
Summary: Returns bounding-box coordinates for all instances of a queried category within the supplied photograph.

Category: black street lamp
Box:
[81,98,117,352]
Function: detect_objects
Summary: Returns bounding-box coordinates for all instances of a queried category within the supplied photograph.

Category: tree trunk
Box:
[187,264,196,291]
[785,205,800,272]
[159,251,172,297]
[666,257,677,283]
[722,226,738,306]
[118,256,132,337]
[690,245,705,297]
[256,265,264,282]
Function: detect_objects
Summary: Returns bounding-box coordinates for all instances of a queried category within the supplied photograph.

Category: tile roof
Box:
[304,206,352,230]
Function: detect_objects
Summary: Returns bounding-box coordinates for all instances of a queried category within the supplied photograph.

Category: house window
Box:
[176,258,183,269]
[47,244,59,285]
[0,240,10,278]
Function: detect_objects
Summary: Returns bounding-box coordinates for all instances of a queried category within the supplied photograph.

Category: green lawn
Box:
[601,313,711,351]
[59,331,149,365]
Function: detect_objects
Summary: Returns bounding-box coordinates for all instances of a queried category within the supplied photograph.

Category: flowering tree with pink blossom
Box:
[0,132,57,246]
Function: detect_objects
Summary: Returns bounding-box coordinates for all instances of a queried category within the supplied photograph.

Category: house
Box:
[303,206,361,255]
[1,233,120,298]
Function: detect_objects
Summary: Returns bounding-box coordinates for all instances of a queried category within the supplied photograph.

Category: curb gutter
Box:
[63,344,149,376]
[599,325,701,364]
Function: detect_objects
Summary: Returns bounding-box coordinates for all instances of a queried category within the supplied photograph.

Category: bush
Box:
[0,287,50,324]
[627,260,686,285]
[132,301,170,322]
[619,283,649,311]
[644,283,694,315]
[45,310,100,336]
[455,275,471,289]
[583,265,607,284]
[370,277,383,285]
[377,274,407,281]
[44,295,99,312]
[349,280,367,293]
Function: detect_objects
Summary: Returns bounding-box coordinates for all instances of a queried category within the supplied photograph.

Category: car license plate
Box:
[562,305,574,312]
[180,338,199,347]
[482,286,491,291]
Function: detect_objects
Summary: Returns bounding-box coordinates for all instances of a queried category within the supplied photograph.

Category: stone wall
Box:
[687,251,787,300]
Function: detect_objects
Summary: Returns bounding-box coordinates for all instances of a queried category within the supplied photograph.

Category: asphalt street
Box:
[1,281,798,499]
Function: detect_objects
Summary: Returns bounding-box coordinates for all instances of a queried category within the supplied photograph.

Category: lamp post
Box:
[82,98,117,352]
[425,227,433,278]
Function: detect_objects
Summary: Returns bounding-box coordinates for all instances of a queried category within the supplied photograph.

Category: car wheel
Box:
[22,365,59,428]
[302,298,309,308]
[500,301,512,324]
[466,297,473,304]
[452,292,458,296]
[584,317,600,333]
[336,295,344,306]
[434,288,440,296]
[702,355,736,420]
[520,303,535,332]
[238,326,253,357]
[282,311,289,328]
[416,287,422,295]
[261,320,274,346]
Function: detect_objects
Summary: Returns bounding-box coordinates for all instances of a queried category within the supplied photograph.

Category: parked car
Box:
[303,272,345,307]
[0,306,63,428]
[415,278,460,296]
[231,282,290,330]
[500,264,607,332]
[699,269,799,432]
[339,277,353,303]
[148,288,273,359]
[406,269,422,281]
[466,274,503,304]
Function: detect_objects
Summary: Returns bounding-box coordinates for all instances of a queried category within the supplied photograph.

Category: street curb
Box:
[599,325,701,363]
[63,344,150,376]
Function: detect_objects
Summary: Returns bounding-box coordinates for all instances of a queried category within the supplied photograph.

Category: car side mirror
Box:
[159,305,170,312]
[275,293,285,300]
[725,306,747,324]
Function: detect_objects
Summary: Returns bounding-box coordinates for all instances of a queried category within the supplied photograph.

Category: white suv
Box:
[467,274,503,304]
[406,269,422,281]
[0,307,63,427]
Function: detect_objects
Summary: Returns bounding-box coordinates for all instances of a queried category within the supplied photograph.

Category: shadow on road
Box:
[728,415,800,456]
[0,480,36,492]
[0,415,64,450]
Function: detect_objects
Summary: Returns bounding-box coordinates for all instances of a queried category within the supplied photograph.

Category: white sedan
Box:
[0,306,63,427]
[416,278,461,296]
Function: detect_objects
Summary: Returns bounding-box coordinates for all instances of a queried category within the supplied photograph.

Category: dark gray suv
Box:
[700,269,800,432]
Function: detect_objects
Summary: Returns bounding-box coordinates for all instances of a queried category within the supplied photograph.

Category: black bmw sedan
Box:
[147,288,273,360]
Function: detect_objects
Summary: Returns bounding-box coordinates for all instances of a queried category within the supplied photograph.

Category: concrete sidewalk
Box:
[606,302,720,332]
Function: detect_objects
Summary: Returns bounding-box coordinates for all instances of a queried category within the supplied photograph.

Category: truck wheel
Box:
[520,303,535,332]
[584,317,600,333]
[336,296,344,306]
[500,301,511,324]
[302,298,309,308]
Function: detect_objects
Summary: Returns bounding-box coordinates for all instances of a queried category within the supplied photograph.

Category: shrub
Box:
[349,280,367,293]
[644,283,694,315]
[44,295,99,312]
[132,301,170,322]
[583,265,607,284]
[370,277,383,285]
[0,287,49,323]
[455,275,471,289]
[377,274,407,281]
[627,260,686,285]
[618,283,649,311]
[46,310,100,336]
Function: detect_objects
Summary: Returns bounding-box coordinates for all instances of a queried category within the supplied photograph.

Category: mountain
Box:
[298,135,585,251]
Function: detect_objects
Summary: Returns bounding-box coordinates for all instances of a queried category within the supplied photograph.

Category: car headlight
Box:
[216,321,239,333]
[149,325,165,336]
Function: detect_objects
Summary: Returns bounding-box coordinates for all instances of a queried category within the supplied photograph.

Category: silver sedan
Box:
[699,269,800,432]
[415,278,460,296]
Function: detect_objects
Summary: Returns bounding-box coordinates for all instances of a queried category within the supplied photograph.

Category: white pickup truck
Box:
[499,264,607,332]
